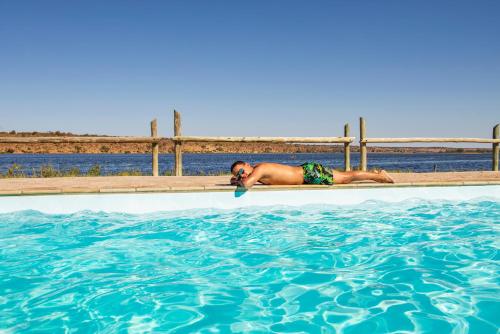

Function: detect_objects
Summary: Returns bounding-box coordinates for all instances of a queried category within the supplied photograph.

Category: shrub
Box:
[5,164,24,178]
[87,164,101,176]
[40,164,60,178]
[65,167,81,177]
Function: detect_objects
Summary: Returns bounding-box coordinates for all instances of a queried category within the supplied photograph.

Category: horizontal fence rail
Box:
[359,117,499,172]
[173,136,354,143]
[363,138,500,144]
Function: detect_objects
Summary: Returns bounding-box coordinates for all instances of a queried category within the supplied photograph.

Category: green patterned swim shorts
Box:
[301,162,334,185]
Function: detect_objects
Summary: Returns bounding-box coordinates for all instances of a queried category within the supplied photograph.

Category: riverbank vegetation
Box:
[0,164,230,178]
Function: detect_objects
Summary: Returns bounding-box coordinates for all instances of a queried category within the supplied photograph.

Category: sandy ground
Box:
[0,171,498,195]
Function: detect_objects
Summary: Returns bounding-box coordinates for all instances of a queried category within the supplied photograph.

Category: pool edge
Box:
[1,184,499,214]
[1,180,500,197]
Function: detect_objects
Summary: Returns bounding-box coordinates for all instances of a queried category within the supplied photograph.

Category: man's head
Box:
[230,161,253,178]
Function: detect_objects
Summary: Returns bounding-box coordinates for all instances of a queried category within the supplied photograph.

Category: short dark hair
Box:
[230,160,245,173]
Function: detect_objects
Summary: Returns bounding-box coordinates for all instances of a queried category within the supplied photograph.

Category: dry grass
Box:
[0,164,231,178]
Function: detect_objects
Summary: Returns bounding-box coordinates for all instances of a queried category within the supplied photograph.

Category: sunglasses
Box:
[235,168,244,180]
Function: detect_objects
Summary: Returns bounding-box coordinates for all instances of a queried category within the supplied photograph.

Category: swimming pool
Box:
[1,186,499,333]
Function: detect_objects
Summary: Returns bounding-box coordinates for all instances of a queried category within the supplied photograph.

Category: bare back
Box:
[251,163,304,185]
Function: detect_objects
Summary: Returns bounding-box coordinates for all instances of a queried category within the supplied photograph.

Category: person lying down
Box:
[230,161,394,189]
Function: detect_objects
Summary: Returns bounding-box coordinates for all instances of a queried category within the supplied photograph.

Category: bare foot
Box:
[378,170,394,183]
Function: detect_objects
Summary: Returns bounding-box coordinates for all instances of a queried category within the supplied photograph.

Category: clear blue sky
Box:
[0,0,499,141]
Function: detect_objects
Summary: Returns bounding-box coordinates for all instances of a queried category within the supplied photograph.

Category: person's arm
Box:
[238,166,264,189]
[230,176,238,185]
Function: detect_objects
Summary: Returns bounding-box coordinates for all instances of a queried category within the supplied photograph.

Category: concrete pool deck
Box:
[0,171,499,196]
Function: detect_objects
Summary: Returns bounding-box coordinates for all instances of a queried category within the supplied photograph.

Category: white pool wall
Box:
[1,185,499,214]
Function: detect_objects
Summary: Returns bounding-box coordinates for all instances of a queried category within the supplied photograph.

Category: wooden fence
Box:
[0,122,163,176]
[0,112,498,175]
[0,110,355,176]
[172,110,354,175]
[359,117,500,172]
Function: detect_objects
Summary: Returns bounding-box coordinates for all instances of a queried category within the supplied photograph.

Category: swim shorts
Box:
[301,162,334,185]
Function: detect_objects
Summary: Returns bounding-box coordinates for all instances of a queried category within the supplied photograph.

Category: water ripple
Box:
[0,200,499,333]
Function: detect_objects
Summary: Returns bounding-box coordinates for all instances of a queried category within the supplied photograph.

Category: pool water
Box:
[1,200,499,333]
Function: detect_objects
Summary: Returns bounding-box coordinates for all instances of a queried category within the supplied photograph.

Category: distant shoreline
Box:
[0,131,491,155]
[0,151,491,155]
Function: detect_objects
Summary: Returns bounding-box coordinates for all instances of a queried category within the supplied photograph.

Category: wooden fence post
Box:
[151,119,159,176]
[174,110,183,176]
[493,124,499,171]
[359,117,367,171]
[344,123,351,171]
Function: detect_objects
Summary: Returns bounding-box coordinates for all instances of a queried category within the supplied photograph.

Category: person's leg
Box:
[332,170,394,184]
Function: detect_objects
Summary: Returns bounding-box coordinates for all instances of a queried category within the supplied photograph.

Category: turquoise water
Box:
[1,200,499,333]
